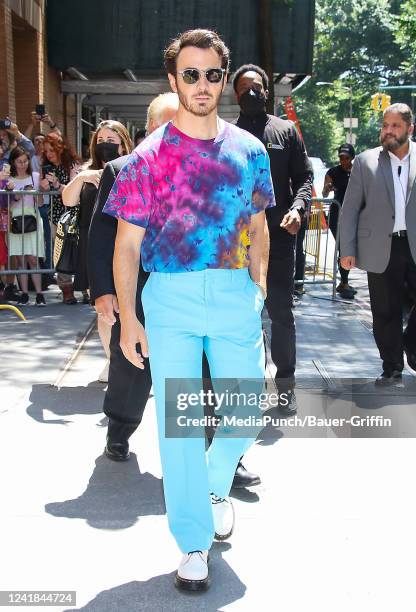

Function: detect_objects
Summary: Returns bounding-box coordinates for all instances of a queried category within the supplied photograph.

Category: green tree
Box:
[394,0,416,78]
[292,0,407,162]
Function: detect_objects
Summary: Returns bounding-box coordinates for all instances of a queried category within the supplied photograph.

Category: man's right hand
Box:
[340,256,356,270]
[120,317,149,369]
[94,294,119,326]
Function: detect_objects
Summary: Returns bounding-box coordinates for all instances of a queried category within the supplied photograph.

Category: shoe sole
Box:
[104,447,130,462]
[374,379,402,387]
[174,574,209,592]
[232,476,261,489]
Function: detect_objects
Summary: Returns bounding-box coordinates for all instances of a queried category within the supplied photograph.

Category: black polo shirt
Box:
[235,112,313,230]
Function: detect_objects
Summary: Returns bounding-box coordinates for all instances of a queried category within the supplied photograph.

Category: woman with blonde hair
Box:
[62,120,133,380]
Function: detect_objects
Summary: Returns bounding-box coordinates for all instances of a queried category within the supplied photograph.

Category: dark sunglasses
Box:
[178,68,225,85]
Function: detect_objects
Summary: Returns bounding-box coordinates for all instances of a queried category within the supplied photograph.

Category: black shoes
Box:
[336,283,356,299]
[3,284,20,302]
[16,292,29,306]
[35,293,46,306]
[104,420,138,461]
[104,440,130,461]
[375,370,402,386]
[232,461,261,489]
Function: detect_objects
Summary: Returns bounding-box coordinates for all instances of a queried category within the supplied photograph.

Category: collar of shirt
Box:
[388,145,409,232]
[387,147,410,166]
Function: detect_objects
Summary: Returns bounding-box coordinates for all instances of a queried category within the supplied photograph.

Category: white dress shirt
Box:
[388,148,410,232]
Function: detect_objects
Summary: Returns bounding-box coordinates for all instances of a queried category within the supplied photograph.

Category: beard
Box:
[177,85,222,117]
[381,131,408,152]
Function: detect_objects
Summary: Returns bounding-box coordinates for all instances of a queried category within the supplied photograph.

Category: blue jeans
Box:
[141,268,265,553]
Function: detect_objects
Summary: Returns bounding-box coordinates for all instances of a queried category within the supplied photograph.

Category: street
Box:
[1,273,416,611]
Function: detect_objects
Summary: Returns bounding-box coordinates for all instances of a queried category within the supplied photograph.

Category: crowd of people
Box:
[1,26,416,594]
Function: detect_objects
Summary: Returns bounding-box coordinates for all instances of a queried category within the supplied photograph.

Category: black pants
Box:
[367,236,416,373]
[329,205,349,285]
[265,228,296,382]
[104,273,217,445]
[103,272,152,430]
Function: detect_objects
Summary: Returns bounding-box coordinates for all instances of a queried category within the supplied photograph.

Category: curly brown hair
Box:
[42,132,80,172]
[164,29,230,76]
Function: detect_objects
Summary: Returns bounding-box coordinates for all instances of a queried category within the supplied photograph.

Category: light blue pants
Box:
[141,268,265,553]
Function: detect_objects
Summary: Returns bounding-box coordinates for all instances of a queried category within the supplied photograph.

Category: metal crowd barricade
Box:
[0,188,60,275]
[298,197,342,300]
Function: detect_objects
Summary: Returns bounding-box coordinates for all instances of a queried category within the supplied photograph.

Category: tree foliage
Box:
[394,0,416,76]
[291,0,410,163]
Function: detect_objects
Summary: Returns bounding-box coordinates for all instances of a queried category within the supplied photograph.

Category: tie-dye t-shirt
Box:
[103,120,275,272]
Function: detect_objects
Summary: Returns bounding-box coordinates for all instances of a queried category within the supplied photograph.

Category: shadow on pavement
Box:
[65,543,245,612]
[26,383,106,424]
[45,453,164,529]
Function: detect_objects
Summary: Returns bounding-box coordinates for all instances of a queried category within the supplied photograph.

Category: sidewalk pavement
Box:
[1,276,416,612]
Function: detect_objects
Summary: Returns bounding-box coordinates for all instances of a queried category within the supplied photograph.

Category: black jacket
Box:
[87,155,149,301]
[235,112,313,231]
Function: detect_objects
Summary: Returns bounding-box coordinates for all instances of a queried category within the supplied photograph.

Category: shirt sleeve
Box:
[288,125,313,214]
[17,134,35,158]
[251,146,276,214]
[103,153,153,229]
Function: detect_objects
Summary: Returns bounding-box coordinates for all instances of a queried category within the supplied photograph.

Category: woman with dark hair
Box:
[39,133,80,303]
[8,146,45,306]
[62,120,133,379]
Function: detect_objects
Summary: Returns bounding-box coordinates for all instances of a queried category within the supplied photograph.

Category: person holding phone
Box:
[39,133,80,304]
[0,161,13,286]
[7,146,45,306]
[24,108,62,166]
[0,118,35,163]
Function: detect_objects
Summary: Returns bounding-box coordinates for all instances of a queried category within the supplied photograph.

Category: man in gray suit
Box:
[340,103,416,385]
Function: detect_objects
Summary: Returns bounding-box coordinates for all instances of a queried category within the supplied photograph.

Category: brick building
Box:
[0,0,76,145]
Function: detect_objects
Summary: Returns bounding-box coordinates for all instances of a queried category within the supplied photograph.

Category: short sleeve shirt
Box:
[103,120,275,272]
[326,165,351,205]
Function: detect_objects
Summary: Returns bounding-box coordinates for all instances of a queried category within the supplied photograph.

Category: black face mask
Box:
[95,142,120,163]
[239,89,266,117]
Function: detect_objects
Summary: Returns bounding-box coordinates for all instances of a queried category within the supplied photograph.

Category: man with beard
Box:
[103,30,274,591]
[340,103,416,385]
[89,91,260,489]
[232,64,313,414]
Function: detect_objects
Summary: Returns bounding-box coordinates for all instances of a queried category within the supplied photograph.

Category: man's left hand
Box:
[280,210,301,235]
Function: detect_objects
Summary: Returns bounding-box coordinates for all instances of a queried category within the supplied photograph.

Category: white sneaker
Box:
[211,493,235,540]
[98,360,110,383]
[175,550,209,591]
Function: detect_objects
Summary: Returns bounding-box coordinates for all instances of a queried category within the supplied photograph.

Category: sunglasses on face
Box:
[178,68,225,85]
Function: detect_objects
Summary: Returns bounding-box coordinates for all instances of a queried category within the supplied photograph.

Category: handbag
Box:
[53,208,79,274]
[11,214,37,234]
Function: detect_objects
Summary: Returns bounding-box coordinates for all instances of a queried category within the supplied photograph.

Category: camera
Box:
[0,119,12,130]
[35,104,45,117]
